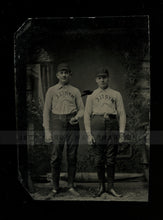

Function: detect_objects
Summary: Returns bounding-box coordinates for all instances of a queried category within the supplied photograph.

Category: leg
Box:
[51,118,66,192]
[106,140,118,190]
[93,144,106,196]
[106,142,122,197]
[51,139,65,192]
[66,123,80,189]
[91,116,106,196]
[105,120,122,197]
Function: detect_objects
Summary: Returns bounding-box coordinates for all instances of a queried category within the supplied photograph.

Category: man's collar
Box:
[97,86,110,92]
[56,82,70,89]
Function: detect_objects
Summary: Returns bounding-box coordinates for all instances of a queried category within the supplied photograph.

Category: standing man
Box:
[43,63,84,196]
[84,68,126,197]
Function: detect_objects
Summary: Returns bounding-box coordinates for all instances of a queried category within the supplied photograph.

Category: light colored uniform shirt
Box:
[43,83,84,130]
[84,87,126,136]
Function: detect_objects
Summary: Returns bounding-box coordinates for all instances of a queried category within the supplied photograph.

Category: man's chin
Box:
[61,80,69,84]
[100,85,107,89]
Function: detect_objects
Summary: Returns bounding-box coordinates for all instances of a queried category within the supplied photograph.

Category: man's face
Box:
[56,69,71,84]
[96,75,109,89]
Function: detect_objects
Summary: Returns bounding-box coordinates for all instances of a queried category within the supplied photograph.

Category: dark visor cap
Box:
[57,63,71,72]
[96,68,109,77]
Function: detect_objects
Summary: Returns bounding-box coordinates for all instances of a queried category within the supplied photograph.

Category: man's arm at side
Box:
[43,88,53,143]
[74,89,84,120]
[84,95,96,145]
[116,92,126,143]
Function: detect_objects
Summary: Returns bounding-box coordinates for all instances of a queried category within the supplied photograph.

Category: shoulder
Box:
[109,88,121,97]
[69,85,81,94]
[46,85,57,94]
[91,88,100,96]
[86,89,98,101]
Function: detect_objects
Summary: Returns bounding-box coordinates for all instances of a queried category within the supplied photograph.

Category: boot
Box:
[94,182,105,197]
[68,187,80,196]
[51,167,60,193]
[108,188,122,197]
[67,163,80,196]
[106,165,114,189]
[94,166,106,197]
[107,165,122,197]
[67,165,76,189]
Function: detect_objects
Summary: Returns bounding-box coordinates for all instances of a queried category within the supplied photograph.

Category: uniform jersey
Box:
[43,83,84,130]
[84,87,126,135]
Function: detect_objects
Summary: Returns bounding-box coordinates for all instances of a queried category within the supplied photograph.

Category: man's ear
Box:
[56,72,59,79]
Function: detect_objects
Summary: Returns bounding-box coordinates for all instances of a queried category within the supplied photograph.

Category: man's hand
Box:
[87,134,96,145]
[45,130,52,143]
[119,132,125,144]
[69,116,79,125]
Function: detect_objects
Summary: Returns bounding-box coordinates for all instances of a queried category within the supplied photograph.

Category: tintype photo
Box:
[15,16,150,201]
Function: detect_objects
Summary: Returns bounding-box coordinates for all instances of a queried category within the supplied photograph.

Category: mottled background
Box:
[15,17,150,182]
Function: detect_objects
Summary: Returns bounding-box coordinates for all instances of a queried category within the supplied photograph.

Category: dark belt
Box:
[92,114,117,120]
[52,112,77,120]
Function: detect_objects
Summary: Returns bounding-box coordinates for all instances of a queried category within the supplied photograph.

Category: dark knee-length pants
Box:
[91,115,119,185]
[50,113,79,190]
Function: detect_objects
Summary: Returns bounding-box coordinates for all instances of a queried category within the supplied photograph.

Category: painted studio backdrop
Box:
[15,17,150,186]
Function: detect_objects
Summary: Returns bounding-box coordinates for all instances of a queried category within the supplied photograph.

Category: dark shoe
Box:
[94,184,105,197]
[52,189,59,197]
[108,188,122,197]
[68,187,80,196]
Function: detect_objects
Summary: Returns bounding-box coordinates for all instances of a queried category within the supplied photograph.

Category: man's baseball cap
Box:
[57,63,71,72]
[96,67,109,77]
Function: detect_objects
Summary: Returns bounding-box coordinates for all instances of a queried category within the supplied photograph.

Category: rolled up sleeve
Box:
[116,92,126,133]
[75,89,84,119]
[43,88,52,131]
[84,95,93,136]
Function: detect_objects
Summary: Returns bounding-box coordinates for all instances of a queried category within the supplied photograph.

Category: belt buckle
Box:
[104,113,110,120]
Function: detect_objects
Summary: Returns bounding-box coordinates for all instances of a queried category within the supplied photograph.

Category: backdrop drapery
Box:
[27,62,55,111]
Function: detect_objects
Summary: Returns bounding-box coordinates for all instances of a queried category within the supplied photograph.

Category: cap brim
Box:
[58,68,70,71]
[96,73,108,77]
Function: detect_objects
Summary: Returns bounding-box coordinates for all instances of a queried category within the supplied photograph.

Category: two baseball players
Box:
[43,63,126,197]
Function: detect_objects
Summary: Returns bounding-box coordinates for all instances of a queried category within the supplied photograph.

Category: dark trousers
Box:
[51,113,79,190]
[91,115,119,189]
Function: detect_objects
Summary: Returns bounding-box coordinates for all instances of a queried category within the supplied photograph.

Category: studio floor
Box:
[30,179,148,202]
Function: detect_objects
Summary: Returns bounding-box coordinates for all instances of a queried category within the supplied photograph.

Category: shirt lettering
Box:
[55,90,75,100]
[95,94,116,103]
